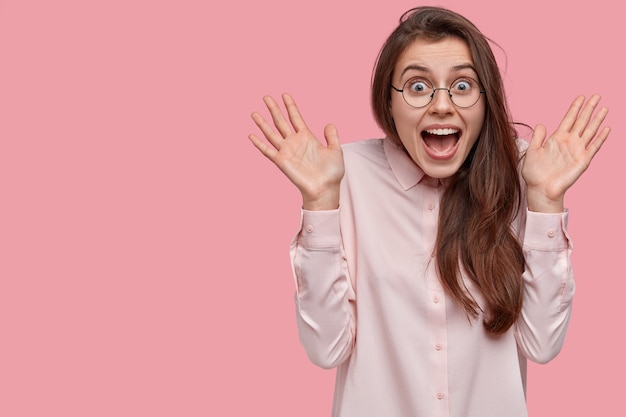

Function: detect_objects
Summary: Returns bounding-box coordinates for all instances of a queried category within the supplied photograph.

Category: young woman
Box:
[248,6,610,417]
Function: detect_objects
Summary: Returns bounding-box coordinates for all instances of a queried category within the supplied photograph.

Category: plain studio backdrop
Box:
[0,0,622,415]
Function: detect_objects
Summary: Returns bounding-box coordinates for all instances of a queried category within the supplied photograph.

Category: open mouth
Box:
[421,128,460,156]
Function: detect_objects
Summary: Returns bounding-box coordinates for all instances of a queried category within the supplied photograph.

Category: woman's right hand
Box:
[249,93,345,210]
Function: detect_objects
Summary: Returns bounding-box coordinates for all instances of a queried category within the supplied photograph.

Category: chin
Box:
[419,161,463,179]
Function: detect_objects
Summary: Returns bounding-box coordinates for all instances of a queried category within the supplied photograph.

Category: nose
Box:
[428,88,454,115]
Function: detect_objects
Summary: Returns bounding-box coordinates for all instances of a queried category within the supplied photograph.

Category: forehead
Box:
[394,36,475,78]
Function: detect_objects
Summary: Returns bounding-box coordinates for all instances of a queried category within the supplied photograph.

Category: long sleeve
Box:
[514,210,574,364]
[289,209,356,369]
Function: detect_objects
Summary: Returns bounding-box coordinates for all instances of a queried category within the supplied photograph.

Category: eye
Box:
[451,78,475,95]
[405,78,432,95]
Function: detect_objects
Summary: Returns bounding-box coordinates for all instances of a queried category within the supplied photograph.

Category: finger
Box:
[570,94,602,137]
[528,124,547,150]
[251,111,284,150]
[264,95,295,138]
[248,133,278,162]
[581,105,609,146]
[324,124,340,148]
[282,93,310,132]
[555,95,585,133]
[585,126,611,159]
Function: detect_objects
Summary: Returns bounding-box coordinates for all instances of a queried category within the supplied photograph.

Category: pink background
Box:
[0,0,622,415]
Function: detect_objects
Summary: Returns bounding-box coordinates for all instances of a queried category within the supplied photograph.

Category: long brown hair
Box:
[371,6,525,334]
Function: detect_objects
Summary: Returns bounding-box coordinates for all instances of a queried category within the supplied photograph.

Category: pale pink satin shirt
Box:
[290,138,574,417]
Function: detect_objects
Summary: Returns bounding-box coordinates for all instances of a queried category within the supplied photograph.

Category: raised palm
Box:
[249,94,345,210]
[522,95,610,212]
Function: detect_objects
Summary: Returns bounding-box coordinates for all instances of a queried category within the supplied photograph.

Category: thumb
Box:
[529,124,547,150]
[324,124,340,149]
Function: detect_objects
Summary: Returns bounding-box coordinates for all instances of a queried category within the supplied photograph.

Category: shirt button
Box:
[437,392,445,400]
[435,343,442,351]
[305,225,314,233]
[433,295,440,303]
[547,229,555,238]
[427,202,435,210]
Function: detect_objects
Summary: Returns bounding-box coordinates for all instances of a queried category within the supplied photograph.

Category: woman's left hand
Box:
[521,94,610,213]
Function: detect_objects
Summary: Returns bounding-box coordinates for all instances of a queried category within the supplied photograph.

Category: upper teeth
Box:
[425,128,458,135]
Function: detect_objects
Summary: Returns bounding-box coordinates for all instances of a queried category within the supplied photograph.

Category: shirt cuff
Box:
[523,209,572,251]
[296,209,342,249]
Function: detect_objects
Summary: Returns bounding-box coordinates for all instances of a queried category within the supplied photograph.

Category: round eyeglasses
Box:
[391,77,485,108]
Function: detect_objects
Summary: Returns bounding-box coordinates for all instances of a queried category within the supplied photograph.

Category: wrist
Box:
[526,188,564,213]
[302,187,340,211]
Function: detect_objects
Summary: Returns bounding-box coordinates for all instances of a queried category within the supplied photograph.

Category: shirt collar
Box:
[383,138,446,190]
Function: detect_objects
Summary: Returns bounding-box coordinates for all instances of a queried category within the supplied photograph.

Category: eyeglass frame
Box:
[390,77,486,109]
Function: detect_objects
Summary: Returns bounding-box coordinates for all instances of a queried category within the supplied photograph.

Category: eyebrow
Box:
[400,63,478,79]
